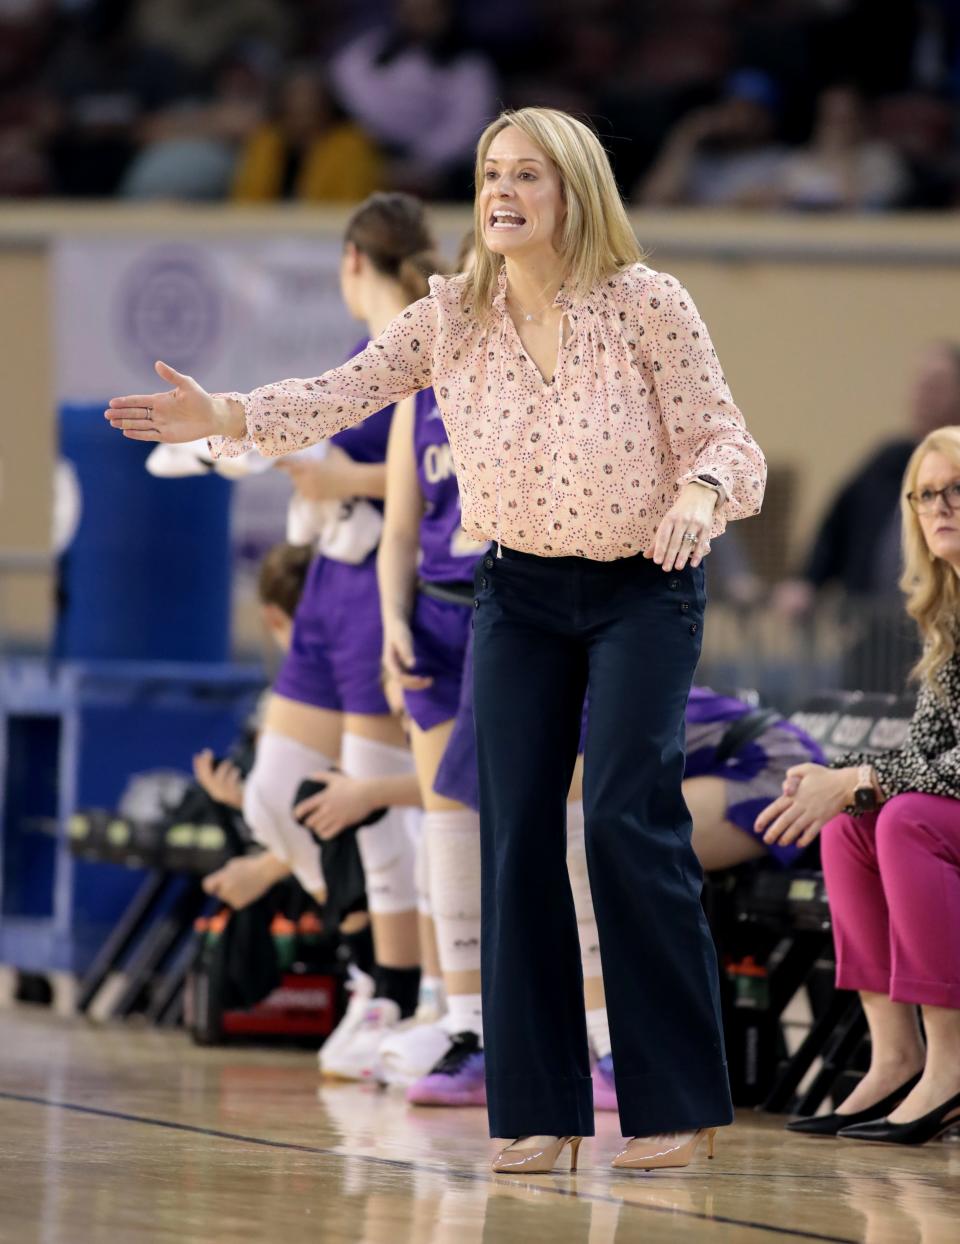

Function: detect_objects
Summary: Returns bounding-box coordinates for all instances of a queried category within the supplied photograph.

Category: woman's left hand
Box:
[293,770,376,840]
[753,764,855,848]
[646,482,717,571]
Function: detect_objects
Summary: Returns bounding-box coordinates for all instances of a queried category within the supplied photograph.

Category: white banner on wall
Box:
[53,234,370,641]
[53,234,362,402]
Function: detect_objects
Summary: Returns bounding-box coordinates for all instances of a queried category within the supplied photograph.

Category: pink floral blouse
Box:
[211,262,766,561]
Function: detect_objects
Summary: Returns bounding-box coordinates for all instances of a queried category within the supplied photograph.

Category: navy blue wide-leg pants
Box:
[472,546,734,1139]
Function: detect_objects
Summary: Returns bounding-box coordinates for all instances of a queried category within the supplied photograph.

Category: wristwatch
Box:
[853,764,880,813]
[693,474,724,499]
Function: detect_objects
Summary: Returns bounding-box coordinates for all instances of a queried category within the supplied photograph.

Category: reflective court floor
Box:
[2,1008,959,1244]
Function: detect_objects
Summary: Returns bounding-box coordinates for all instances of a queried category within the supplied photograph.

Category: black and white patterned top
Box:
[833,648,960,801]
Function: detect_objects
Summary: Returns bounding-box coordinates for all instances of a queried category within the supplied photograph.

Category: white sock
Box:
[442,993,483,1041]
[419,975,446,1012]
[586,1007,612,1061]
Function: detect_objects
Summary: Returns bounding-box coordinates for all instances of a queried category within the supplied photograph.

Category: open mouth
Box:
[489,209,527,230]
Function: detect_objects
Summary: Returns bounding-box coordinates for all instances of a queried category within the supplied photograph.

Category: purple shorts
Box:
[433,630,587,811]
[686,718,826,868]
[274,554,389,716]
[402,592,472,732]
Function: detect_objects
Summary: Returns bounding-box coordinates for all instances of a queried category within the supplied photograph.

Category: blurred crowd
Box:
[1,0,959,208]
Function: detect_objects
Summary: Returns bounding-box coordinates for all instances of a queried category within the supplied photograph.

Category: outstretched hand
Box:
[104,361,233,443]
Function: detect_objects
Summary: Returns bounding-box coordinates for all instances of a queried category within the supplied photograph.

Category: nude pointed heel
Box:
[492,1136,584,1175]
[611,1127,719,1171]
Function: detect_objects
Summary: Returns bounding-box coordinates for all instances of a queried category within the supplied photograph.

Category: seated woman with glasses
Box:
[755,425,960,1147]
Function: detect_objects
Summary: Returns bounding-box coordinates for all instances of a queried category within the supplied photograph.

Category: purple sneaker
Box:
[593,1054,618,1112]
[406,1031,487,1107]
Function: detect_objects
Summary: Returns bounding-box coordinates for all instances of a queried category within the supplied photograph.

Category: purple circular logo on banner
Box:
[118,246,222,372]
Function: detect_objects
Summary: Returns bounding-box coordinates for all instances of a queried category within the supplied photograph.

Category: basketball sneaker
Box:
[406,1031,487,1107]
[376,985,449,1089]
[377,1017,451,1089]
[319,967,400,1081]
[592,1053,618,1111]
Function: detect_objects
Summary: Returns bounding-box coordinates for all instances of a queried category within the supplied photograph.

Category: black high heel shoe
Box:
[785,1072,922,1136]
[837,1088,960,1146]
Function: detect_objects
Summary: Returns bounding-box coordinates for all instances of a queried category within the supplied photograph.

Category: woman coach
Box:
[106,107,766,1173]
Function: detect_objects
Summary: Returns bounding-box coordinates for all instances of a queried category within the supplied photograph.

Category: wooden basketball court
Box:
[2,1006,958,1243]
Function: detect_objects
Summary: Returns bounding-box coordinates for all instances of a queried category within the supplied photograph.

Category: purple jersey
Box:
[414,388,488,583]
[683,686,821,779]
[331,340,393,492]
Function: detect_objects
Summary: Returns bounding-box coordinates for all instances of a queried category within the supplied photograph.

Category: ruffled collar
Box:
[493,263,575,315]
[429,262,635,321]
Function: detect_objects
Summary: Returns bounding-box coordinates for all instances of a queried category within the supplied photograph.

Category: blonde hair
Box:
[900,425,960,690]
[465,108,646,319]
[455,227,476,276]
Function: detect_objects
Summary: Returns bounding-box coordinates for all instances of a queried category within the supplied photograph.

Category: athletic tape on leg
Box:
[341,733,417,915]
[412,811,432,917]
[424,809,482,974]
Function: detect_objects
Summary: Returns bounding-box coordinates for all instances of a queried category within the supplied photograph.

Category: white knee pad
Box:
[242,730,332,896]
[410,810,431,917]
[567,801,601,982]
[425,810,482,975]
[341,733,417,915]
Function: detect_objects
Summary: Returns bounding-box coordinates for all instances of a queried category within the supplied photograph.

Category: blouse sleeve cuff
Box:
[677,468,731,507]
[207,392,253,459]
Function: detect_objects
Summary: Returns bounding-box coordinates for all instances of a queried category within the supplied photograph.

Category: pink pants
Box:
[820,793,960,1009]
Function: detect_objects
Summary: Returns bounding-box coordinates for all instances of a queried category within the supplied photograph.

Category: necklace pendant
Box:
[525,313,534,322]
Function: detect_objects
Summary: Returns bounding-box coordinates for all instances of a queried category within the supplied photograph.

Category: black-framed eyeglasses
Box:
[906,481,960,514]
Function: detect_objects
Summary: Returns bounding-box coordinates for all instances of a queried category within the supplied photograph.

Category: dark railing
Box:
[699,596,920,712]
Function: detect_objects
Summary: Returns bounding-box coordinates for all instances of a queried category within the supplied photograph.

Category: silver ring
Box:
[683,532,698,543]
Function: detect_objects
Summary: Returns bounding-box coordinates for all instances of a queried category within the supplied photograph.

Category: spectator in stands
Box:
[0,91,54,196]
[756,425,960,1145]
[231,67,381,204]
[45,10,188,197]
[327,0,497,199]
[873,94,960,209]
[119,52,267,201]
[776,342,960,612]
[775,86,909,211]
[638,68,787,208]
[127,0,291,80]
